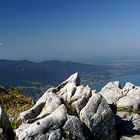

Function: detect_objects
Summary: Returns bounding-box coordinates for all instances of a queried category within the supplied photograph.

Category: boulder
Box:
[116,96,140,111]
[100,81,123,104]
[16,104,67,140]
[122,82,135,96]
[117,86,140,111]
[80,91,116,140]
[63,116,87,140]
[16,73,116,140]
[100,81,140,111]
[96,81,140,139]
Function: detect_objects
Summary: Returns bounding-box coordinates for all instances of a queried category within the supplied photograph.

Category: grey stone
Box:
[0,107,14,140]
[100,81,123,104]
[63,116,87,140]
[116,96,140,111]
[16,105,67,140]
[16,73,116,140]
[80,92,116,140]
[122,82,135,96]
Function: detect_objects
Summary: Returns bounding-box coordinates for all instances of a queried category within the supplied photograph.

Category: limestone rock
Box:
[100,81,123,104]
[80,92,116,140]
[115,112,140,140]
[18,88,61,122]
[56,72,80,90]
[0,107,14,140]
[16,104,67,140]
[127,87,140,100]
[100,81,140,111]
[117,112,140,131]
[122,82,135,96]
[117,86,140,111]
[100,81,140,139]
[16,73,116,140]
[116,96,140,111]
[71,85,92,114]
[63,116,87,140]
[48,129,63,140]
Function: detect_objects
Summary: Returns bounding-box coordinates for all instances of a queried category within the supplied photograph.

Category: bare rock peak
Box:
[16,73,116,140]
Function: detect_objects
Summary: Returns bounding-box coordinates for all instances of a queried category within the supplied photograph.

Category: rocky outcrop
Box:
[100,82,140,111]
[100,81,140,140]
[15,73,140,139]
[0,106,14,140]
[100,81,123,105]
[80,92,116,140]
[16,73,116,140]
[117,85,140,111]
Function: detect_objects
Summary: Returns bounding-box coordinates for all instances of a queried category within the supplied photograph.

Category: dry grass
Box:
[117,107,140,115]
[0,87,34,128]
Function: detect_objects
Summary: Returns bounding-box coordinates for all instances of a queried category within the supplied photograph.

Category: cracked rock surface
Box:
[16,73,116,140]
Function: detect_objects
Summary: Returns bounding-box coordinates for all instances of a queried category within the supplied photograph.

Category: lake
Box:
[92,73,140,92]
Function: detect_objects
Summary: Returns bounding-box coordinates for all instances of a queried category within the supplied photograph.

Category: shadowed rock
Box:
[0,107,14,140]
[100,81,140,139]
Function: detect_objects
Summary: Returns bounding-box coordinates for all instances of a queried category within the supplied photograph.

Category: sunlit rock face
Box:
[100,81,140,111]
[16,73,116,140]
[100,81,140,140]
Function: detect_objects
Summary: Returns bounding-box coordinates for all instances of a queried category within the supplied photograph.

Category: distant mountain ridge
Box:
[0,59,110,88]
[1,59,140,100]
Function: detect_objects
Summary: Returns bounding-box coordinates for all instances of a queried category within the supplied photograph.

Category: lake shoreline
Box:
[92,73,140,92]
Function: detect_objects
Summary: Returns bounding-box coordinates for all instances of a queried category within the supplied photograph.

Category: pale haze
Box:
[0,0,140,62]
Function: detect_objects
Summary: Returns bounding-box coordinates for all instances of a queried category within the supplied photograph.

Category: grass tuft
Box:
[117,106,140,115]
[0,87,34,129]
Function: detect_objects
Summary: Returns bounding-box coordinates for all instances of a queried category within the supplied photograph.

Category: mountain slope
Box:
[0,60,110,87]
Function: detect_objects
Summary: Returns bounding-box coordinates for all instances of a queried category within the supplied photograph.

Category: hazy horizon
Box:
[0,0,140,62]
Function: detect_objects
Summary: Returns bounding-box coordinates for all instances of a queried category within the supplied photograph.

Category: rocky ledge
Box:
[1,73,140,140]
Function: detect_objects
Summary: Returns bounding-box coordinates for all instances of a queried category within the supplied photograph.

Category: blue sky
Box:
[0,0,140,62]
